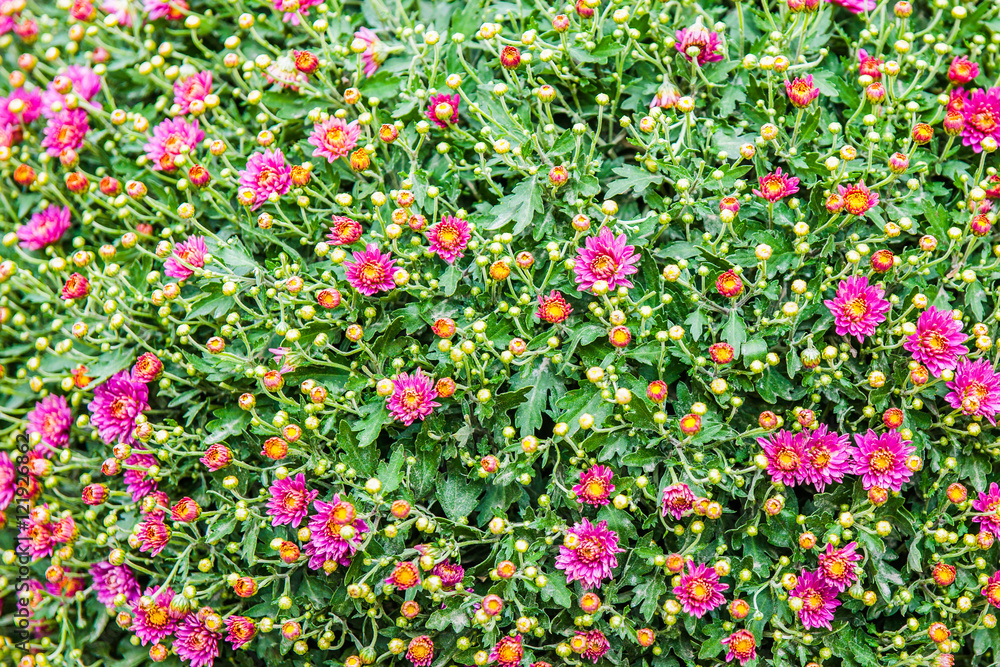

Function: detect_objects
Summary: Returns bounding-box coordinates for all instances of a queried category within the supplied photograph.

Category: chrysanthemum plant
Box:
[2,0,1000,665]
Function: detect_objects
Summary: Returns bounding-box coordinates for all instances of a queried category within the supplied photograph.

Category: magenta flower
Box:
[88,370,150,445]
[41,108,89,156]
[102,0,133,26]
[785,75,820,108]
[136,513,171,556]
[355,27,388,77]
[426,92,460,128]
[948,56,979,85]
[432,561,465,590]
[851,429,915,492]
[131,586,180,645]
[18,204,71,250]
[802,425,851,492]
[973,483,1000,537]
[143,117,204,171]
[173,71,212,114]
[386,371,440,426]
[672,561,728,618]
[572,465,615,506]
[26,395,72,452]
[577,629,610,663]
[674,23,724,67]
[816,542,862,592]
[19,511,55,560]
[758,430,809,487]
[427,215,471,264]
[200,444,232,471]
[309,116,361,162]
[273,0,320,25]
[41,66,101,118]
[266,473,318,527]
[345,243,398,296]
[945,357,1000,424]
[225,616,257,650]
[573,227,640,292]
[327,216,363,246]
[555,519,622,589]
[124,449,159,502]
[753,168,799,202]
[650,83,680,109]
[304,496,370,571]
[489,635,523,667]
[0,452,14,511]
[858,49,882,80]
[90,562,141,607]
[174,608,222,667]
[790,570,840,629]
[826,0,875,13]
[838,180,880,216]
[164,235,207,281]
[824,275,890,342]
[238,148,292,211]
[721,630,757,665]
[0,87,42,126]
[903,306,968,377]
[961,87,1000,153]
[661,483,696,520]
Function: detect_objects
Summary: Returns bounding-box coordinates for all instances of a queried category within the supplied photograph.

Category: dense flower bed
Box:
[2,0,1000,665]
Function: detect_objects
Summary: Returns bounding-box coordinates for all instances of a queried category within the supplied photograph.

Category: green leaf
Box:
[722,311,747,357]
[377,446,406,494]
[605,164,664,198]
[540,571,573,608]
[436,464,482,521]
[440,263,461,296]
[514,359,562,435]
[487,177,541,235]
[204,406,250,446]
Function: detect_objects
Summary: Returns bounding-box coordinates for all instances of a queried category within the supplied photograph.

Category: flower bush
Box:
[3,0,1000,664]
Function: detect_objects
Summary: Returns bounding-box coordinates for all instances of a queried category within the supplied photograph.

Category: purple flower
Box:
[174,608,222,667]
[90,562,141,607]
[661,483,696,520]
[945,357,1000,424]
[672,561,728,618]
[573,227,640,293]
[757,430,809,487]
[18,204,71,250]
[238,148,292,211]
[816,542,863,593]
[572,465,615,506]
[386,370,440,426]
[41,108,89,157]
[791,570,841,629]
[88,370,150,445]
[26,395,72,452]
[555,519,622,589]
[0,451,14,511]
[173,71,212,115]
[824,276,891,342]
[266,473,318,527]
[304,495,369,572]
[961,87,1000,153]
[124,449,159,502]
[345,243,398,296]
[425,93,459,128]
[136,513,171,556]
[432,560,465,590]
[225,616,257,649]
[427,215,471,265]
[973,483,1000,537]
[143,117,204,171]
[164,235,207,281]
[850,429,915,492]
[826,0,876,13]
[903,306,968,377]
[131,586,180,645]
[674,23,724,67]
[802,425,851,492]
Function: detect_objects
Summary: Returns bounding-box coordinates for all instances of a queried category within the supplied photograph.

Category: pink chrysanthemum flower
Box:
[174,608,222,667]
[309,116,361,162]
[41,108,89,157]
[265,55,309,92]
[555,519,622,589]
[432,560,465,590]
[238,148,292,211]
[753,168,799,202]
[816,541,862,592]
[823,275,891,342]
[225,616,257,649]
[144,0,187,21]
[427,215,471,264]
[355,27,389,77]
[851,429,915,492]
[0,452,15,510]
[131,586,181,644]
[982,571,1000,609]
[785,75,820,108]
[304,496,369,571]
[973,483,1000,537]
[661,483,696,520]
[573,227,639,292]
[200,444,232,471]
[385,561,421,590]
[722,629,757,666]
[857,49,882,80]
[26,395,72,451]
[266,473,318,527]
[102,0,133,26]
[837,180,879,216]
[345,243,398,296]
[18,204,71,250]
[124,449,159,501]
[674,22,724,67]
[426,92,460,128]
[802,425,851,492]
[326,216,362,246]
[673,561,728,618]
[945,357,1000,424]
[0,87,43,126]
[791,570,840,629]
[273,0,320,25]
[143,117,204,172]
[90,562,140,607]
[826,0,875,13]
[136,513,171,556]
[757,430,809,486]
[88,370,150,445]
[961,87,1000,153]
[164,235,207,281]
[386,371,440,426]
[948,56,979,85]
[173,71,212,114]
[19,511,55,560]
[406,636,434,667]
[133,352,164,383]
[489,634,523,667]
[902,306,969,377]
[537,290,573,324]
[577,629,610,663]
[41,66,102,118]
[573,465,615,506]
[650,83,680,109]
